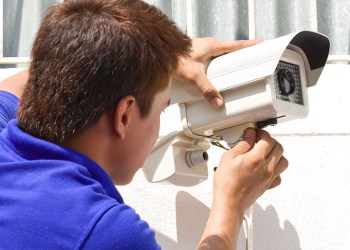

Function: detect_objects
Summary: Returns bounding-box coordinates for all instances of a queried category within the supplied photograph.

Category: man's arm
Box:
[0,69,28,99]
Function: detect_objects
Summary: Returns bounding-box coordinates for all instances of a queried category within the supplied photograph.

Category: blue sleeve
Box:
[79,204,161,250]
[0,90,20,132]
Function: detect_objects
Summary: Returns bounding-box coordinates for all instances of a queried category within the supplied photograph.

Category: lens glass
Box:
[278,69,296,95]
[274,61,303,105]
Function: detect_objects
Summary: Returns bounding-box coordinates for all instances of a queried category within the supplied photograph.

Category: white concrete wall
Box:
[1,64,349,249]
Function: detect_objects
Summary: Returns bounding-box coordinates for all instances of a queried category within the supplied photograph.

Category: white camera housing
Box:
[142,31,330,186]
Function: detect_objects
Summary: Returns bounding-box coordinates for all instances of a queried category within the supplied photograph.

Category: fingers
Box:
[254,130,277,159]
[178,38,262,109]
[191,70,224,108]
[198,39,262,107]
[224,128,256,159]
[173,55,224,108]
[268,176,282,189]
[202,39,261,108]
[253,130,288,189]
[267,156,288,189]
[214,128,287,213]
[273,156,288,179]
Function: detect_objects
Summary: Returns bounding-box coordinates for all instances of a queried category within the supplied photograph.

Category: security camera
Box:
[142,31,330,186]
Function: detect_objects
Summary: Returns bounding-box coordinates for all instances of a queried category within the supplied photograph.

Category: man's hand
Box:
[173,38,261,109]
[214,129,288,213]
[198,129,288,249]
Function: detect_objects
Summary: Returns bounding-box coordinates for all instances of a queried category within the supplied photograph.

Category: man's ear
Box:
[113,96,137,140]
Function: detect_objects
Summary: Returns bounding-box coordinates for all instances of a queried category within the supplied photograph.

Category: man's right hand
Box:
[214,128,288,214]
[198,128,288,249]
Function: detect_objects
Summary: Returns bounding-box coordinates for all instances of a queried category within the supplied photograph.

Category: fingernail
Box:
[244,128,253,138]
[210,97,223,108]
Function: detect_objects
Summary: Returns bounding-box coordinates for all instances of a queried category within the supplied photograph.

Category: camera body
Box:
[142,31,330,186]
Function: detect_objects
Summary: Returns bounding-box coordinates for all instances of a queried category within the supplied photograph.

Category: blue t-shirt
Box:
[0,91,160,249]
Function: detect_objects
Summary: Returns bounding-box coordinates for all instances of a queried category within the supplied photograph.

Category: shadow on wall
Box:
[156,191,301,250]
[253,204,301,250]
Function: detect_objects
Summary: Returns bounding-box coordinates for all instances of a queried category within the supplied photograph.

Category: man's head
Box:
[17,0,191,144]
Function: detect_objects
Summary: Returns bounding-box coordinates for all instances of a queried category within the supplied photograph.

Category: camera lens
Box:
[277,69,296,96]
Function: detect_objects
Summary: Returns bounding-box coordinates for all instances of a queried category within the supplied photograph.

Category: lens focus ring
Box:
[277,69,296,96]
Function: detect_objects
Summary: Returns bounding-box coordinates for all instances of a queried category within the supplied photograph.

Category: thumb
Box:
[227,128,256,158]
[195,74,224,109]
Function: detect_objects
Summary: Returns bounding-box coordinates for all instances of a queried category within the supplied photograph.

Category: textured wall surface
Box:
[1,0,350,249]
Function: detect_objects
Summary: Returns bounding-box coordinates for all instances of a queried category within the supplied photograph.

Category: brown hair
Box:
[17,0,191,143]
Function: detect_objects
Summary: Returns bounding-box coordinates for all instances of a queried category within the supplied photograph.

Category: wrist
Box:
[211,198,245,223]
[199,200,244,249]
[212,189,247,218]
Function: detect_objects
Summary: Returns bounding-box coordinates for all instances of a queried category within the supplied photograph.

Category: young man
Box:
[0,0,288,249]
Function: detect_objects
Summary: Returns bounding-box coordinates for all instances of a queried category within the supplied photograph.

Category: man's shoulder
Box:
[0,156,127,249]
